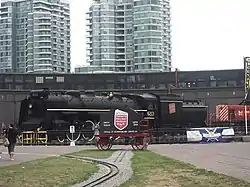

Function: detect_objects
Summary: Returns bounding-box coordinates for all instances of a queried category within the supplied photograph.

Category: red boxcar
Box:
[216,104,250,122]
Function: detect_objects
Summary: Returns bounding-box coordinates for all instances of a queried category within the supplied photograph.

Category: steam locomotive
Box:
[18,89,208,142]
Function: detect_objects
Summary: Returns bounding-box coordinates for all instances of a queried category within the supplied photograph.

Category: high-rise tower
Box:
[0,0,71,73]
[78,0,171,73]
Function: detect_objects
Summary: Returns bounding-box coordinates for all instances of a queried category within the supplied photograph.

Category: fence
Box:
[18,131,48,145]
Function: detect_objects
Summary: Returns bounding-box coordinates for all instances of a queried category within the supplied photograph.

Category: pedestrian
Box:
[5,124,18,161]
[0,122,5,159]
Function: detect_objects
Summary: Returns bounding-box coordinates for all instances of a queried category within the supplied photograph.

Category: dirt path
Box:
[149,142,250,182]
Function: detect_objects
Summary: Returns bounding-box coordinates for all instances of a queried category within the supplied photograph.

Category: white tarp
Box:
[221,128,235,136]
[186,130,202,142]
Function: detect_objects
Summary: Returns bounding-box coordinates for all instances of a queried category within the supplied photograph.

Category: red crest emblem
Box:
[114,109,129,130]
[169,103,176,114]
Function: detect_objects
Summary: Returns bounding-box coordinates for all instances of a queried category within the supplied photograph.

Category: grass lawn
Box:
[0,156,98,187]
[70,149,115,159]
[0,149,115,187]
[120,151,250,187]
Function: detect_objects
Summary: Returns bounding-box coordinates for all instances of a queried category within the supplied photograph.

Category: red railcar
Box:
[95,108,152,151]
[216,104,250,122]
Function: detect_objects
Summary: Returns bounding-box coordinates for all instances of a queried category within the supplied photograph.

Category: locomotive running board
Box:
[182,105,208,108]
[47,108,148,112]
[47,108,111,112]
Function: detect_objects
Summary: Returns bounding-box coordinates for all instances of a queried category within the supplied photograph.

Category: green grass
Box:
[0,149,115,187]
[70,149,115,159]
[0,156,98,187]
[120,151,250,187]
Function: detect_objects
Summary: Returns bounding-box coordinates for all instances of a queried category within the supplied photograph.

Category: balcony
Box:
[115,36,124,41]
[86,21,92,26]
[115,24,124,29]
[116,49,125,53]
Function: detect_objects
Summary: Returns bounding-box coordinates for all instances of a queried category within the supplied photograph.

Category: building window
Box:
[56,76,64,83]
[210,81,216,87]
[227,80,236,86]
[36,77,44,84]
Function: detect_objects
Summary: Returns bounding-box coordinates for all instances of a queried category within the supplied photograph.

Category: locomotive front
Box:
[18,89,50,131]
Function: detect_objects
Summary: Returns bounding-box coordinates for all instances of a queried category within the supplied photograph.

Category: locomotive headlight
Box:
[147,111,155,117]
[29,104,32,109]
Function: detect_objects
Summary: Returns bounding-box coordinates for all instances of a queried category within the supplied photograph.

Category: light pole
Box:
[244,91,248,135]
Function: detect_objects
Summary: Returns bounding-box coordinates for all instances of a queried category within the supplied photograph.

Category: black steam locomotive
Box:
[18,89,208,142]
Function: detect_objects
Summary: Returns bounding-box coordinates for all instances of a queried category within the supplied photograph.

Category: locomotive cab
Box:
[181,100,208,127]
[159,94,183,128]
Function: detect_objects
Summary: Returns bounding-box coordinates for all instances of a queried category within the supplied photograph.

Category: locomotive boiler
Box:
[18,89,159,142]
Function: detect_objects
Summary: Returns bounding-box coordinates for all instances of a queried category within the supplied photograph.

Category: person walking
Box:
[5,124,18,161]
[0,122,5,159]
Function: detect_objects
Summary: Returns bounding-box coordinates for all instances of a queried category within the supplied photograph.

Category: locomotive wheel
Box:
[98,143,112,151]
[97,143,112,151]
[82,120,95,142]
[97,138,112,151]
[66,132,81,142]
[57,135,65,143]
[131,143,145,150]
[131,137,146,151]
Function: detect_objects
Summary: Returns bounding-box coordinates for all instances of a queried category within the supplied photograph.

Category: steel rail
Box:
[63,155,120,187]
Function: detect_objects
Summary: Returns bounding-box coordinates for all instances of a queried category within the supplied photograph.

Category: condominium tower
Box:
[79,0,171,73]
[0,0,71,73]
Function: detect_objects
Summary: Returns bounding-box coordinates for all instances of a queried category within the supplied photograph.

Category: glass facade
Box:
[83,0,172,73]
[0,0,71,73]
[0,1,13,73]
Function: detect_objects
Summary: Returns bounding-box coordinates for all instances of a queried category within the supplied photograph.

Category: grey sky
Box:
[70,0,250,71]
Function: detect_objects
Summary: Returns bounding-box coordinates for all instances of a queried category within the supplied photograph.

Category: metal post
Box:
[175,68,178,88]
[168,86,171,94]
[70,125,75,146]
[245,104,248,135]
[229,113,232,125]
[13,93,16,124]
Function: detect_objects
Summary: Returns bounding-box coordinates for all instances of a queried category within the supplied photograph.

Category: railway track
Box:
[63,151,128,187]
[114,150,127,163]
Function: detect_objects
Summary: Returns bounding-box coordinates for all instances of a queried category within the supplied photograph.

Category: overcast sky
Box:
[70,0,250,71]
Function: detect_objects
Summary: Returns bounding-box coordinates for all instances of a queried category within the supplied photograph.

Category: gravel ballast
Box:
[71,150,134,187]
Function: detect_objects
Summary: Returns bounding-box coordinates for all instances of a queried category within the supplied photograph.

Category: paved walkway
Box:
[0,145,96,167]
[149,142,250,182]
